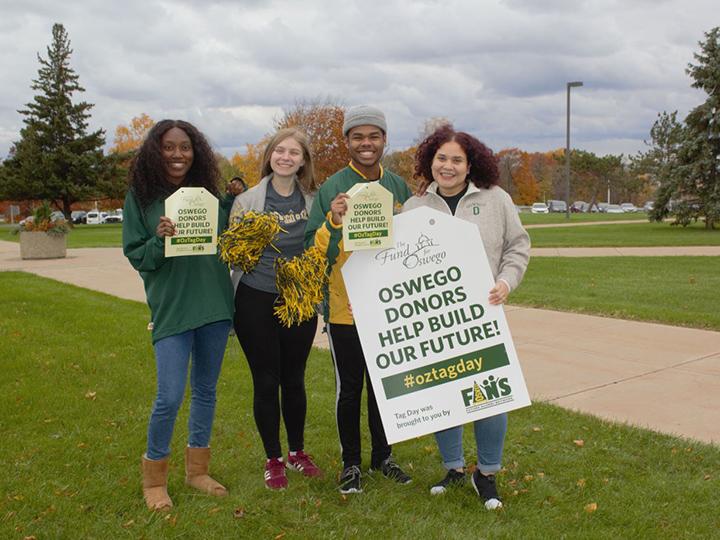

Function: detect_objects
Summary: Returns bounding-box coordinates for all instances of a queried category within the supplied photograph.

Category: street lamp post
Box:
[565,81,583,219]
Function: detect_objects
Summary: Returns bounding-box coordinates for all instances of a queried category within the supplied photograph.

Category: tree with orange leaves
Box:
[497,148,541,204]
[512,154,540,205]
[275,101,347,183]
[529,151,562,202]
[383,146,418,192]
[111,113,154,155]
[230,140,267,188]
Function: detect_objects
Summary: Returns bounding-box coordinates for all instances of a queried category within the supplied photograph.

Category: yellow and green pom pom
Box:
[274,246,328,327]
[218,211,281,272]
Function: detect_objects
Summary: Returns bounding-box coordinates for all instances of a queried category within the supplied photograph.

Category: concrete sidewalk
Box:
[2,240,718,444]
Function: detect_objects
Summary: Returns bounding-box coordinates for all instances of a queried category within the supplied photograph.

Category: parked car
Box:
[531,202,549,214]
[547,200,567,213]
[105,209,123,223]
[571,201,588,213]
[19,209,67,226]
[606,204,624,214]
[642,201,655,212]
[71,210,87,224]
[620,203,638,213]
[597,202,609,213]
[86,211,107,225]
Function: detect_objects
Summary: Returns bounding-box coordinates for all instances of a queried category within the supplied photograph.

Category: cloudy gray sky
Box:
[0,0,716,160]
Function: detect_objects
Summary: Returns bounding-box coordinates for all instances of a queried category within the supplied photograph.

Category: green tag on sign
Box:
[171,236,213,245]
[348,230,389,240]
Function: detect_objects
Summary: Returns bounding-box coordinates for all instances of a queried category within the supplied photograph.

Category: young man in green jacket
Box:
[304,105,413,494]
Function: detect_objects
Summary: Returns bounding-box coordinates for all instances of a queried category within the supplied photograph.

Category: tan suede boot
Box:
[141,455,173,511]
[185,447,228,496]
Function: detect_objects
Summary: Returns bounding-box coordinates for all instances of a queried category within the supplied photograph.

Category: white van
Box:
[86,211,107,225]
[105,209,123,223]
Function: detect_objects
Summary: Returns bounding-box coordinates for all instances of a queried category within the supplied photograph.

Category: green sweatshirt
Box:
[304,165,412,325]
[122,190,235,343]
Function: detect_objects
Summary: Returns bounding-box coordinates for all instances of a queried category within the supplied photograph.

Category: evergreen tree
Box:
[640,27,720,228]
[678,27,720,228]
[0,23,118,217]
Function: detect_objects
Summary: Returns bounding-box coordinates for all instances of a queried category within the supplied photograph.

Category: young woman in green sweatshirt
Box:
[123,120,235,511]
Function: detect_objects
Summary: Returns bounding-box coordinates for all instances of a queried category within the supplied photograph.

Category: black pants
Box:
[234,282,317,459]
[327,323,391,469]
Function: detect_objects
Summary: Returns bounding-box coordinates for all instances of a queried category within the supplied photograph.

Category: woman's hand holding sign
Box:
[156,216,176,238]
[488,280,509,305]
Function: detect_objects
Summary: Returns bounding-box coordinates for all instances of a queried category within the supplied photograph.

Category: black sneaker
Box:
[369,457,412,485]
[338,465,363,494]
[430,468,466,495]
[471,470,503,510]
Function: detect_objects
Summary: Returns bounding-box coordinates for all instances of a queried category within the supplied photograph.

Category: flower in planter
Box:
[15,202,71,237]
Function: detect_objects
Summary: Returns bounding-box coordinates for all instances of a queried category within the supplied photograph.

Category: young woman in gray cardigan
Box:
[403,125,530,509]
[229,128,322,490]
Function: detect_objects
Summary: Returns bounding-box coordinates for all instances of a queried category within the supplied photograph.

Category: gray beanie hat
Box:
[342,105,387,136]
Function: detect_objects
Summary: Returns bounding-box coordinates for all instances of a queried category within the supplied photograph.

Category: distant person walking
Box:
[123,120,235,511]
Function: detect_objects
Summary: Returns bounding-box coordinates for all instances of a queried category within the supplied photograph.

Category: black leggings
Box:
[327,323,391,469]
[234,282,317,459]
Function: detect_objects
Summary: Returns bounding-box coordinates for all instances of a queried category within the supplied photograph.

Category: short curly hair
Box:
[129,119,221,209]
[414,125,499,189]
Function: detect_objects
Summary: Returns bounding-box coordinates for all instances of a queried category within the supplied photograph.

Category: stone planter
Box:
[19,231,67,260]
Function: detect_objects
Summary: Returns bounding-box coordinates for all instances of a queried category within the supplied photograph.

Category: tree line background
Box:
[1,24,718,228]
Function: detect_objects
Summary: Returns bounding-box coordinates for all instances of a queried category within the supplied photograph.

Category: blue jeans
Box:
[434,413,507,475]
[146,320,231,460]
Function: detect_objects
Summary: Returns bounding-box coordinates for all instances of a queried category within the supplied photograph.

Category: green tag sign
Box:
[164,188,219,257]
[342,182,394,251]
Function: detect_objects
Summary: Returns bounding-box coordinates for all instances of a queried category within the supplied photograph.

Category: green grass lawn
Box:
[520,212,648,225]
[529,221,720,247]
[1,223,123,248]
[2,271,719,538]
[512,256,720,330]
[3,218,717,251]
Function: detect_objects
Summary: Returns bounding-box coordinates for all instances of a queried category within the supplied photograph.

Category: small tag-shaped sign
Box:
[342,182,394,251]
[164,187,219,257]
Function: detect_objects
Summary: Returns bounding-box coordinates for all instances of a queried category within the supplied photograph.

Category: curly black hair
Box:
[128,119,221,208]
[414,125,499,189]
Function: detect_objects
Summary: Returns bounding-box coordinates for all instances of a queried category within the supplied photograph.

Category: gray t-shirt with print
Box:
[240,181,308,294]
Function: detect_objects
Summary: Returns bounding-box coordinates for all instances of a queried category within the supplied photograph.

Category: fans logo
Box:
[460,375,513,413]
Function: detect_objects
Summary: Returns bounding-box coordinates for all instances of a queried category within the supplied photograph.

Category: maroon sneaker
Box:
[287,451,323,478]
[264,458,288,490]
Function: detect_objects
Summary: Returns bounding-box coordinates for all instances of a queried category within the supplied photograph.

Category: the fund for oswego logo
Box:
[186,194,204,206]
[375,232,446,269]
[461,375,514,413]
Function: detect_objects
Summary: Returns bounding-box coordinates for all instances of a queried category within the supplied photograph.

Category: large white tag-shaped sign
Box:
[164,187,219,257]
[342,206,530,444]
[342,182,394,251]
